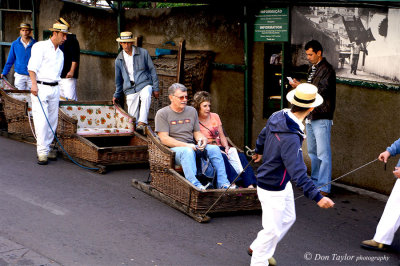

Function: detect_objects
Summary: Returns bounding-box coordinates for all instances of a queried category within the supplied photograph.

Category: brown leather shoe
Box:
[136,122,147,135]
[37,154,48,165]
[361,239,387,251]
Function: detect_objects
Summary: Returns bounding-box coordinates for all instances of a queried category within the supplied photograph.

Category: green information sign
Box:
[254,8,289,42]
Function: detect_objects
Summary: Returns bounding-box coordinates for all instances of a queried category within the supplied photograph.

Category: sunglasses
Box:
[173,95,188,100]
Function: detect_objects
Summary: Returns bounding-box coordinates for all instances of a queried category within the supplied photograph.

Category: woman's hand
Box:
[224,146,230,156]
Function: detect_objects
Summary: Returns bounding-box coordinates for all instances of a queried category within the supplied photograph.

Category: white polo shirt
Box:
[28,39,64,83]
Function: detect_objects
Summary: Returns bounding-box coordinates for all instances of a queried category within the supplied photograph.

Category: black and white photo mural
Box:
[291,6,400,84]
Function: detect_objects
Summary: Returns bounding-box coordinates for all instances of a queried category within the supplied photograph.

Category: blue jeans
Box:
[171,145,230,188]
[306,119,332,193]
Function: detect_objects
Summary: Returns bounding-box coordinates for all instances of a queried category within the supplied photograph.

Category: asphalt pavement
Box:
[0,135,399,266]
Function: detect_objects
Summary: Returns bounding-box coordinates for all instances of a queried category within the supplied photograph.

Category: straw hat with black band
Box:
[49,23,71,34]
[116,32,135,43]
[286,83,323,108]
[56,17,70,28]
[18,23,33,30]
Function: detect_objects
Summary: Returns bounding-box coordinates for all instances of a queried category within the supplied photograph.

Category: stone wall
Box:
[1,0,399,194]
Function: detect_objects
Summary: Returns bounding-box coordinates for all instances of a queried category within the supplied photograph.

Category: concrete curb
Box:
[333,182,389,202]
[0,236,60,266]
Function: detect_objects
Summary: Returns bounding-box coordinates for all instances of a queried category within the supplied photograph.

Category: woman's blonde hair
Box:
[192,91,211,111]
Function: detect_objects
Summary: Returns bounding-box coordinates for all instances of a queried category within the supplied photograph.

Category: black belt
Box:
[37,80,58,86]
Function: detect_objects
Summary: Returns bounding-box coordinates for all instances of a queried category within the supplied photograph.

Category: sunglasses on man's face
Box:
[173,95,188,100]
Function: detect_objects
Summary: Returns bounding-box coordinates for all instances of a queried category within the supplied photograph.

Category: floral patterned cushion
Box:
[60,104,134,135]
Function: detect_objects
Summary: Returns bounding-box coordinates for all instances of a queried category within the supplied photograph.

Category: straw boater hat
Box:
[49,22,70,34]
[286,83,323,108]
[116,32,135,43]
[56,17,70,28]
[18,23,33,30]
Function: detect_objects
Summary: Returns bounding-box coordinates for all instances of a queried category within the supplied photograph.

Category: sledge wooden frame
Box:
[131,126,260,222]
[57,101,149,173]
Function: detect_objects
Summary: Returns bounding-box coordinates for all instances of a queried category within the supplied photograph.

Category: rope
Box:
[27,111,37,140]
[201,158,254,219]
[37,94,99,170]
[294,158,379,200]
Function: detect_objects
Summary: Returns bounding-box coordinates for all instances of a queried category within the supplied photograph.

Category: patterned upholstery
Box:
[59,104,134,135]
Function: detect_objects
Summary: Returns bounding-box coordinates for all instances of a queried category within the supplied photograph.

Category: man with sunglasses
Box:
[113,31,159,134]
[155,83,232,190]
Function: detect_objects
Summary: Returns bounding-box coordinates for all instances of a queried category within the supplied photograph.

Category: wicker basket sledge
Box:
[132,126,260,222]
[57,101,148,172]
[0,88,35,139]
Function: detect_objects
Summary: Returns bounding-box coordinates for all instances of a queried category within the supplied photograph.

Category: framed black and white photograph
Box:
[291,6,400,84]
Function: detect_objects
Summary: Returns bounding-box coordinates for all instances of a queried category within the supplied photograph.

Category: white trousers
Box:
[126,85,152,124]
[250,183,296,266]
[31,84,60,156]
[59,78,77,101]
[14,72,31,90]
[227,148,243,174]
[374,178,400,245]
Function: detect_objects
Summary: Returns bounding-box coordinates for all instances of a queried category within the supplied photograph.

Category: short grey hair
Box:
[168,83,187,95]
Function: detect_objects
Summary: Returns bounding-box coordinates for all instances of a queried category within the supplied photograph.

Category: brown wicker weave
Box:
[0,78,17,130]
[0,89,35,138]
[146,126,260,215]
[148,50,214,126]
[57,101,148,166]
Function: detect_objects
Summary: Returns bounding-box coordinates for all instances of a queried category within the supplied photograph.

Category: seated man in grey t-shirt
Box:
[155,83,232,190]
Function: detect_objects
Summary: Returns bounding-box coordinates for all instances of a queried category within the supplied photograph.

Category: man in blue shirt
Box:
[1,23,36,90]
[113,32,159,134]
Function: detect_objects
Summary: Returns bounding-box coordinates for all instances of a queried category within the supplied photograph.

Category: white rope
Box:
[27,111,37,140]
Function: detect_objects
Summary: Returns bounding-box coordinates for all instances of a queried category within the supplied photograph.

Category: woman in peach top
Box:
[193,91,256,188]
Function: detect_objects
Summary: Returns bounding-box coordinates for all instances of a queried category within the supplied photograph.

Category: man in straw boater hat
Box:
[248,83,335,266]
[57,17,80,101]
[28,21,69,165]
[1,23,36,90]
[113,31,159,134]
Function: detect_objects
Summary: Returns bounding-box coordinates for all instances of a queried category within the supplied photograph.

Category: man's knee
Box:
[206,144,220,154]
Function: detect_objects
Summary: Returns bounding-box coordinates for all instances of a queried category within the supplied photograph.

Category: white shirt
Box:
[28,39,64,82]
[20,38,31,49]
[123,50,134,82]
[286,109,305,132]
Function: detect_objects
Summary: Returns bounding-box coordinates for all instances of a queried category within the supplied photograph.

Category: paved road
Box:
[0,136,399,265]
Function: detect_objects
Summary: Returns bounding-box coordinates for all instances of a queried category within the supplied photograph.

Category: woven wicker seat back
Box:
[147,52,214,125]
[0,89,34,138]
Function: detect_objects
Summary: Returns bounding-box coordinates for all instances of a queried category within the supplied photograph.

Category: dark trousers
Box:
[220,146,257,187]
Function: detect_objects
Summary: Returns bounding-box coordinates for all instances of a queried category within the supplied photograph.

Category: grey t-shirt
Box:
[155,106,200,144]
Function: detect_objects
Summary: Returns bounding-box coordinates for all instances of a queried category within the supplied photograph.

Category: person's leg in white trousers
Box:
[31,84,60,156]
[373,178,400,245]
[59,78,77,101]
[126,85,152,124]
[14,73,32,90]
[250,183,296,266]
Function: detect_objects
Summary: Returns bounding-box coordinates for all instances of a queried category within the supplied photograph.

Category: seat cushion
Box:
[77,127,133,135]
